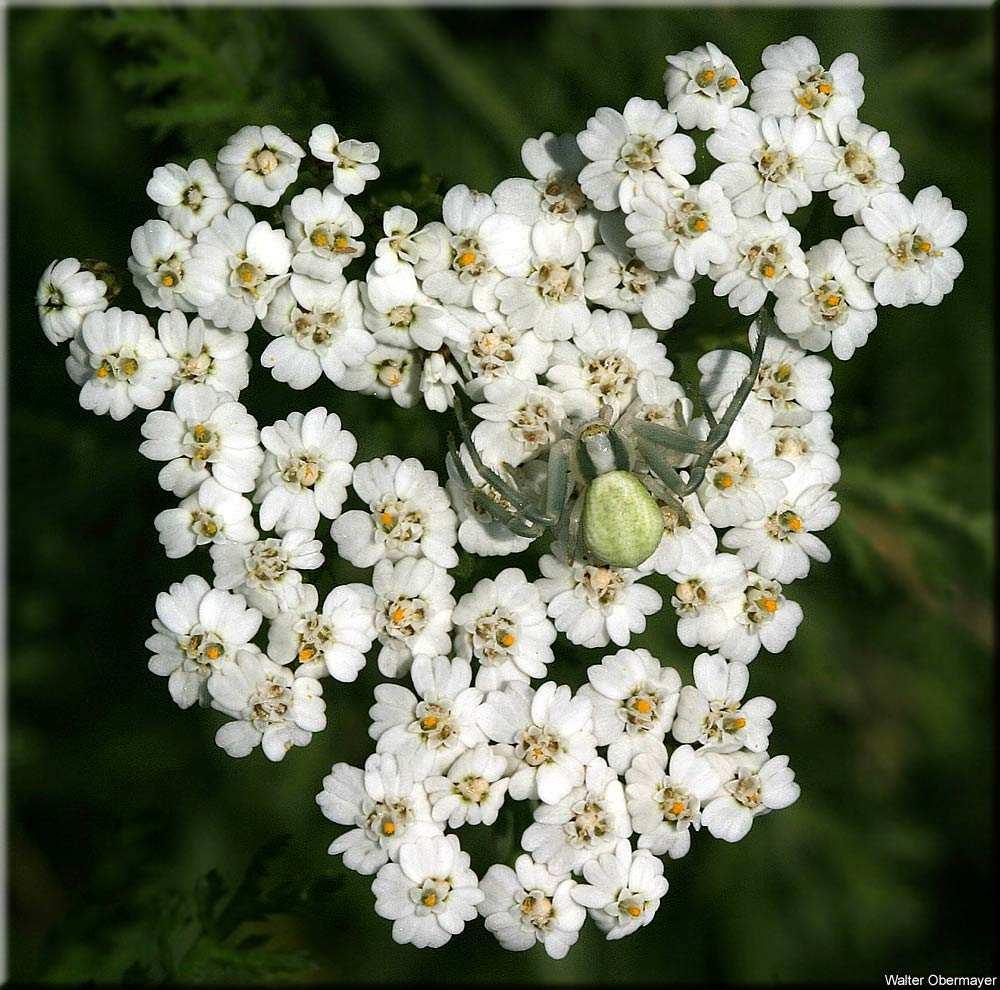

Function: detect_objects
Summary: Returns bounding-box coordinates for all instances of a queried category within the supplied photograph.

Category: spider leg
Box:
[637,437,698,497]
[453,394,551,526]
[631,420,709,457]
[544,439,573,525]
[447,438,540,539]
[562,496,586,565]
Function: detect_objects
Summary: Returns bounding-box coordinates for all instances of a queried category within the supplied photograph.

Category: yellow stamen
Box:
[298,645,316,662]
[379,511,396,528]
[96,364,110,379]
[633,698,653,714]
[193,424,211,443]
[818,82,833,95]
[696,68,716,87]
[381,820,396,836]
[825,293,841,307]
[421,891,438,908]
[237,262,256,284]
[202,520,218,537]
[760,597,778,614]
[761,263,776,279]
[391,607,407,623]
[730,717,747,730]
[715,473,734,490]
[692,217,709,232]
[626,905,642,918]
[914,237,933,254]
[670,801,686,816]
[161,273,176,287]
[786,513,803,532]
[456,250,477,268]
[333,234,351,252]
[719,76,738,91]
[120,357,139,377]
[204,643,223,661]
[420,715,439,731]
[498,632,516,648]
[311,230,329,248]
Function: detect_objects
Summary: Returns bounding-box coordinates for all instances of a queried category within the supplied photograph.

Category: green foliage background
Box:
[6,5,995,984]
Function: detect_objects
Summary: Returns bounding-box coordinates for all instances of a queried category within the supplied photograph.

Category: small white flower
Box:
[471,378,567,471]
[750,35,865,144]
[66,308,176,421]
[702,752,800,842]
[362,265,467,351]
[669,552,748,651]
[521,757,631,876]
[773,237,878,359]
[216,124,304,208]
[284,186,365,280]
[340,343,423,408]
[672,653,775,752]
[37,258,108,345]
[127,220,195,312]
[578,97,695,212]
[452,568,556,691]
[373,206,422,275]
[492,131,598,250]
[625,178,737,281]
[478,855,586,958]
[824,117,903,220]
[477,681,597,804]
[536,547,662,650]
[842,186,966,307]
[309,124,381,196]
[372,558,455,678]
[546,308,675,421]
[494,221,590,342]
[183,204,292,333]
[139,382,263,496]
[372,834,482,949]
[573,840,668,939]
[643,489,718,577]
[709,215,808,315]
[625,746,721,858]
[445,446,537,557]
[146,159,231,237]
[209,648,325,761]
[332,455,458,569]
[580,648,681,773]
[261,275,374,389]
[157,311,250,398]
[419,351,461,413]
[707,109,834,221]
[699,329,834,428]
[769,411,841,487]
[696,415,794,528]
[146,574,261,709]
[664,42,749,131]
[414,184,531,312]
[267,582,377,681]
[719,571,803,663]
[424,744,510,828]
[370,655,486,779]
[255,407,356,534]
[154,476,257,558]
[210,529,323,619]
[317,752,441,876]
[584,213,695,330]
[722,481,840,583]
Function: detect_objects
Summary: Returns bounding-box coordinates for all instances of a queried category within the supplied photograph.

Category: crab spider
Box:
[450,310,776,569]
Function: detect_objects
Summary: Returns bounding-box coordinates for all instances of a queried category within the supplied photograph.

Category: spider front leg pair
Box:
[448,396,573,543]
[631,308,775,500]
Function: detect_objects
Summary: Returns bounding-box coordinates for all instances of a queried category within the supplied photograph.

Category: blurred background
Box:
[6,5,995,984]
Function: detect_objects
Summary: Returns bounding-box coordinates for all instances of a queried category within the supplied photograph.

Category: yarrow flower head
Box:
[39,31,965,957]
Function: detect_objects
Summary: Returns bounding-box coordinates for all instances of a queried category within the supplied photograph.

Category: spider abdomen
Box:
[581,470,664,569]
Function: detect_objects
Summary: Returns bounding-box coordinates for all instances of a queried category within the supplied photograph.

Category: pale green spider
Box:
[450,311,775,569]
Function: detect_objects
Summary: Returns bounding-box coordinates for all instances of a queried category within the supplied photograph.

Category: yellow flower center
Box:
[421,891,438,908]
[161,273,176,287]
[298,645,316,662]
[420,715,439,731]
[719,76,738,91]
[498,632,516,648]
[456,250,478,268]
[760,597,778,614]
[695,68,716,87]
[381,820,396,836]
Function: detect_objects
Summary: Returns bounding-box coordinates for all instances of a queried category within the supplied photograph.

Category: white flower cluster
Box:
[38,36,963,954]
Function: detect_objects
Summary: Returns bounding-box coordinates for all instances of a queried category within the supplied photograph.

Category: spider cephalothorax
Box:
[450,311,775,570]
